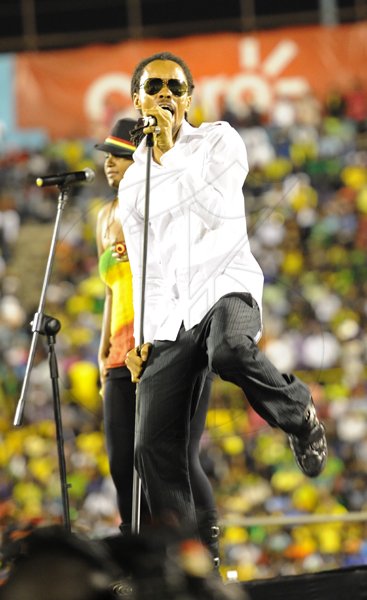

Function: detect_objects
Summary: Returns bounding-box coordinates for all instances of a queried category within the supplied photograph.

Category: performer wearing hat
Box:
[95,119,219,560]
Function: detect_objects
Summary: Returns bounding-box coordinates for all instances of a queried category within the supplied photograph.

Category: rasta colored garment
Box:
[99,245,135,368]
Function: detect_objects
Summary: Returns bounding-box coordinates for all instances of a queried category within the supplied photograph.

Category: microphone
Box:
[36,167,96,188]
[138,116,157,128]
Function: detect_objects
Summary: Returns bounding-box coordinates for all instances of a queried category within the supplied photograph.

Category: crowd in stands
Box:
[1,80,367,589]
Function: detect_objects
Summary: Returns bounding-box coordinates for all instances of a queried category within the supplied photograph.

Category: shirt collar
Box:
[177,118,204,140]
[133,119,204,163]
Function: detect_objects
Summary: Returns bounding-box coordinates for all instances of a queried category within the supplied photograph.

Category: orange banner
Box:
[15,23,367,140]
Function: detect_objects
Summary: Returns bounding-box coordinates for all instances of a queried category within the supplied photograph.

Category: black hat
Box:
[95,118,137,157]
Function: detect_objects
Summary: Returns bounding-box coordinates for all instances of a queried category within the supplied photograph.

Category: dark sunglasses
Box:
[140,78,188,97]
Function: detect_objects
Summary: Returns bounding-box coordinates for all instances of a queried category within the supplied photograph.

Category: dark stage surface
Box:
[244,565,367,600]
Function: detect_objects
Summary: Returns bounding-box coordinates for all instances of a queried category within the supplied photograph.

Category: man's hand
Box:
[125,342,152,383]
[142,106,174,163]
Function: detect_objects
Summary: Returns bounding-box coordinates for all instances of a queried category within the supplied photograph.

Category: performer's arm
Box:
[96,208,112,393]
[140,109,248,224]
[98,287,112,391]
[178,123,248,225]
[158,124,251,277]
[147,121,248,225]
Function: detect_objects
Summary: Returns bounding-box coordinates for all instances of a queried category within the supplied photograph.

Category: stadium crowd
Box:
[1,81,367,585]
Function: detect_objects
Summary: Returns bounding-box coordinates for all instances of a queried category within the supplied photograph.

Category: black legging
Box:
[103,366,215,525]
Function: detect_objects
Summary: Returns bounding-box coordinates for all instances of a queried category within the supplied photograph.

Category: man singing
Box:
[119,51,327,531]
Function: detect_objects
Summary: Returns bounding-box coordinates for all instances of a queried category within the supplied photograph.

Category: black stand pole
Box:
[13,185,73,532]
[131,132,153,535]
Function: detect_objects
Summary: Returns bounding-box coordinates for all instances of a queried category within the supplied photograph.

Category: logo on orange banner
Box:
[14,24,367,140]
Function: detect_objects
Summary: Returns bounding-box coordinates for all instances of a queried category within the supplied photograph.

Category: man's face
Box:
[104,154,133,189]
[133,59,192,140]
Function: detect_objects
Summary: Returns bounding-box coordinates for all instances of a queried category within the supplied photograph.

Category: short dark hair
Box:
[130,51,195,98]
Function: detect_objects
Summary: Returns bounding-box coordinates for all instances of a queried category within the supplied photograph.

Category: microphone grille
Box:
[84,167,96,183]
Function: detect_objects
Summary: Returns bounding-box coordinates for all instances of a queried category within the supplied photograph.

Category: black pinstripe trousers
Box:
[104,368,215,525]
[135,292,311,528]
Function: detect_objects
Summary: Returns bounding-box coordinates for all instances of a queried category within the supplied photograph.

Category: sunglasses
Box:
[140,78,188,97]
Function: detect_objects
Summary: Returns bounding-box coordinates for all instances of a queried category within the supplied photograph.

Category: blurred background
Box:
[1,0,367,585]
[0,0,367,52]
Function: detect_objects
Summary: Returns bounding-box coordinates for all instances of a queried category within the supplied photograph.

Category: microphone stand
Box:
[13,184,73,532]
[131,132,153,535]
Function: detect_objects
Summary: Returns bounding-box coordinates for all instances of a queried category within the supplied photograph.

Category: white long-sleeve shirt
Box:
[119,119,264,343]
